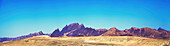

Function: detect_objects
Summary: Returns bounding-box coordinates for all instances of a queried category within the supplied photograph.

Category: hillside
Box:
[0,35,170,46]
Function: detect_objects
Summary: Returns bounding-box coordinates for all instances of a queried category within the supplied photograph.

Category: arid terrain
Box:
[1,23,170,43]
[1,23,170,46]
[0,35,170,46]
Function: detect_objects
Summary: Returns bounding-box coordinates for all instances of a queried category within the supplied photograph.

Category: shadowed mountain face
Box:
[0,31,48,42]
[50,29,61,37]
[51,23,170,39]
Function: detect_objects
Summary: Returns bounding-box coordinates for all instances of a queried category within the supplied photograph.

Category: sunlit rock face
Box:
[101,27,125,36]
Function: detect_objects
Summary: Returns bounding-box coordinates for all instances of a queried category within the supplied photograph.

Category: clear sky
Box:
[0,0,170,37]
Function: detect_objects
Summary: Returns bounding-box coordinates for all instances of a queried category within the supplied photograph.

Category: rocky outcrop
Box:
[59,23,108,36]
[60,23,85,36]
[50,29,61,37]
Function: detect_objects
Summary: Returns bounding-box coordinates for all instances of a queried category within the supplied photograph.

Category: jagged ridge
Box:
[1,23,169,43]
[51,23,170,39]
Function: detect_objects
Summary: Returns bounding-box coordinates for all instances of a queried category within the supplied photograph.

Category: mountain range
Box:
[0,31,48,42]
[50,23,170,39]
[0,23,170,43]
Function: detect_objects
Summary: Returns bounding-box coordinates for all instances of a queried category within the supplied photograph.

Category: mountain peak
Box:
[108,27,119,31]
[124,29,129,32]
[110,27,117,29]
[158,27,165,30]
[79,24,85,28]
[60,23,86,36]
[141,27,155,30]
[96,29,107,31]
[157,27,168,32]
[70,23,79,26]
[130,27,139,30]
[38,31,44,35]
[80,24,84,26]
[55,29,60,32]
[142,27,151,29]
[51,28,61,37]
[67,23,84,29]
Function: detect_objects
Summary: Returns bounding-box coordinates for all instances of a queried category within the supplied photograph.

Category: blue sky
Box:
[0,0,170,37]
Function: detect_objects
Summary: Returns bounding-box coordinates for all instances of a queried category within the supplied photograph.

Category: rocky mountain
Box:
[60,23,85,36]
[52,23,108,37]
[0,31,47,42]
[124,27,170,39]
[101,27,125,36]
[1,23,169,43]
[50,23,170,39]
[101,27,170,39]
[50,29,61,37]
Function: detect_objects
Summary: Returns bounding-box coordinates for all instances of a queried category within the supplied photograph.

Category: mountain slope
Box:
[50,29,61,37]
[0,31,47,42]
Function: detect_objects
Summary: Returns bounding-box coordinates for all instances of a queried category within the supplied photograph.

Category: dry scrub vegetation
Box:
[0,35,170,46]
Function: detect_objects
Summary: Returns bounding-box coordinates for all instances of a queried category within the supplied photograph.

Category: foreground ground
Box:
[0,35,170,46]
